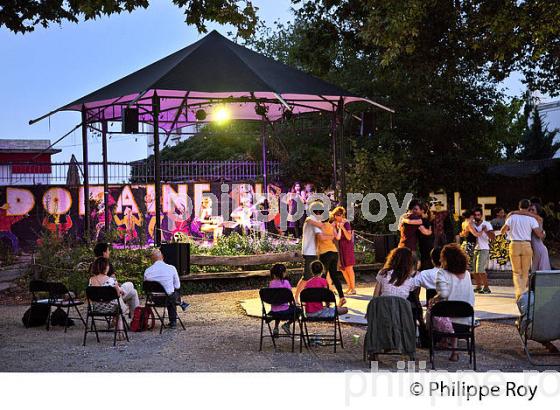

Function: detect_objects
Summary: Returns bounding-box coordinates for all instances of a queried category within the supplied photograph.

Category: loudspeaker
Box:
[361,111,375,137]
[122,107,139,134]
[160,243,190,276]
[373,234,399,263]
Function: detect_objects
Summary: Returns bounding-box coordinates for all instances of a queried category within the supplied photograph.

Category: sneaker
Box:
[180,302,190,312]
[272,327,279,338]
[281,323,292,335]
[167,322,177,329]
[480,287,492,294]
[473,287,483,293]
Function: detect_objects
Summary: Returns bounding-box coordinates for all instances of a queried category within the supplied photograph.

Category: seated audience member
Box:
[373,247,417,299]
[269,263,300,336]
[93,242,140,317]
[304,261,349,318]
[432,243,475,362]
[144,249,189,329]
[88,257,128,338]
[410,247,442,303]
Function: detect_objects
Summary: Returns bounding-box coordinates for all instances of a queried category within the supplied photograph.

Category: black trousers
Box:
[166,290,181,323]
[319,251,344,299]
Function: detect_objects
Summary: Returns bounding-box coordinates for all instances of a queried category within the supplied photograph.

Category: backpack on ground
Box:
[50,307,75,327]
[130,306,155,332]
[22,304,51,328]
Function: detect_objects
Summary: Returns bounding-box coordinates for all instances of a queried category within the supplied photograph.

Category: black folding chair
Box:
[28,280,52,329]
[258,288,305,353]
[143,281,186,334]
[47,282,86,332]
[429,301,476,370]
[300,288,344,353]
[83,286,129,346]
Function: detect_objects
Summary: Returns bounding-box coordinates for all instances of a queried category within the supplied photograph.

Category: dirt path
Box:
[1,287,559,372]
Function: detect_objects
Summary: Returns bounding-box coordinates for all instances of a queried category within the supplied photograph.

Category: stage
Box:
[240,286,520,325]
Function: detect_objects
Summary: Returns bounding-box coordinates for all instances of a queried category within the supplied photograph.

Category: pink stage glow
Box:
[62,90,371,133]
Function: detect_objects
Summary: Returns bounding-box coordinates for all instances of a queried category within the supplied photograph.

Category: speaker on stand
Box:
[160,243,190,276]
[122,107,139,134]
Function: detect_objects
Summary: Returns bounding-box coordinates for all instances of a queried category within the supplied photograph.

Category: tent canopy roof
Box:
[33,30,392,132]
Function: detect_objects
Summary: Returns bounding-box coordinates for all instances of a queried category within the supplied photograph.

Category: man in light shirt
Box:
[472,207,495,294]
[501,199,545,300]
[294,200,327,302]
[144,249,189,328]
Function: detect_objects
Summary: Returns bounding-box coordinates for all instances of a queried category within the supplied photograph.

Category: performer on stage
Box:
[198,197,223,243]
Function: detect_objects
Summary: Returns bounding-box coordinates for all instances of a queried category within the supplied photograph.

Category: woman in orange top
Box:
[313,207,346,306]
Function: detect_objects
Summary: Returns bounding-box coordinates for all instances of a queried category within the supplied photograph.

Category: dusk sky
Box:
[0,1,531,163]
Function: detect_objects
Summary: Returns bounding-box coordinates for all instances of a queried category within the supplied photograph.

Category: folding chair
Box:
[300,288,343,353]
[429,301,476,370]
[363,296,416,364]
[27,280,52,329]
[47,282,86,332]
[30,280,52,307]
[143,281,186,334]
[83,286,129,346]
[519,270,560,365]
[258,287,305,353]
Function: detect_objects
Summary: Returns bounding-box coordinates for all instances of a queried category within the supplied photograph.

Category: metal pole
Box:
[338,98,346,200]
[153,93,162,245]
[261,121,268,190]
[101,120,110,234]
[331,111,338,200]
[81,106,91,241]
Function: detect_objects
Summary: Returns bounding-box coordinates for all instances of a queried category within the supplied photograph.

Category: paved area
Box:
[1,288,559,372]
[241,286,520,325]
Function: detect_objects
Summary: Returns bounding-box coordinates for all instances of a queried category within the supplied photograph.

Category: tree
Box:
[489,97,527,160]
[0,0,258,37]
[247,15,504,197]
[519,107,560,160]
[293,0,560,96]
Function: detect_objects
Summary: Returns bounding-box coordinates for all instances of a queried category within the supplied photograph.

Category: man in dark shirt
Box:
[398,199,423,251]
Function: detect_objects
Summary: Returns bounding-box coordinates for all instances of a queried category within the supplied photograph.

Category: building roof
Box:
[0,139,61,154]
[488,158,560,178]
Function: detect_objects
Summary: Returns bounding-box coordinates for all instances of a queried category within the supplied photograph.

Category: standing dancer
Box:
[501,199,545,300]
[331,206,356,295]
[294,200,323,302]
[472,207,494,294]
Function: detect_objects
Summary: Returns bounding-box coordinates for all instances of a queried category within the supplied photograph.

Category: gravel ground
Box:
[1,287,559,372]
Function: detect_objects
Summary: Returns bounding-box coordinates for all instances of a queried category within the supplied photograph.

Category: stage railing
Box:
[0,160,281,186]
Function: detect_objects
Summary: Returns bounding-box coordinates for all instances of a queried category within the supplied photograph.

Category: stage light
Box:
[213,106,230,124]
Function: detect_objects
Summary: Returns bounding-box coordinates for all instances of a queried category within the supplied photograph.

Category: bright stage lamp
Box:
[213,106,231,124]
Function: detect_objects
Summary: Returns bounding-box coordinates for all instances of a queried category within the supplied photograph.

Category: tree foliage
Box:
[519,106,560,160]
[293,0,560,96]
[489,97,527,160]
[0,0,258,37]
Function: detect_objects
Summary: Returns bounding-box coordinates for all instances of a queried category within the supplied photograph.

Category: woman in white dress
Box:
[373,247,417,299]
[88,257,128,339]
[432,243,475,362]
